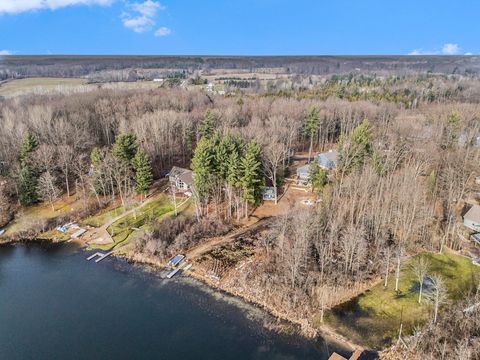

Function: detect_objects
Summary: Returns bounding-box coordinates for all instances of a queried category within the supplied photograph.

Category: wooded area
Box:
[0,71,479,357]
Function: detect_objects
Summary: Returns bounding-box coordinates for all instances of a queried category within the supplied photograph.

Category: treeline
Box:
[2,55,480,81]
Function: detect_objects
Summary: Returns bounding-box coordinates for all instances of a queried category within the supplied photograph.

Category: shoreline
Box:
[120,248,361,352]
[0,234,361,354]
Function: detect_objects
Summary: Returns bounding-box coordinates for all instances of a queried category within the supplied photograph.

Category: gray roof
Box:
[297,164,311,174]
[318,150,338,162]
[465,205,480,223]
[170,166,193,186]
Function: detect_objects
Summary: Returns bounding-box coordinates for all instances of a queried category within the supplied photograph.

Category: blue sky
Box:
[0,0,478,55]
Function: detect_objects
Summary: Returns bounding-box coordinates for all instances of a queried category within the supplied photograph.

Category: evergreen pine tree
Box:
[240,141,264,209]
[90,147,102,166]
[17,131,39,206]
[112,133,138,163]
[17,164,38,206]
[191,137,215,202]
[309,162,328,193]
[199,110,215,139]
[19,131,38,166]
[338,119,372,173]
[132,148,153,197]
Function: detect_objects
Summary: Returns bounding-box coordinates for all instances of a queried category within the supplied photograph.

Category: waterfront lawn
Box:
[90,195,175,251]
[3,195,90,237]
[323,250,480,349]
[80,206,128,228]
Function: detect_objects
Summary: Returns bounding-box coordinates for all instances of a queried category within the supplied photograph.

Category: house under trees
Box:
[169,166,193,192]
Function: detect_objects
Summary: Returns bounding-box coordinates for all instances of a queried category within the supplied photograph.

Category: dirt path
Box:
[186,217,274,259]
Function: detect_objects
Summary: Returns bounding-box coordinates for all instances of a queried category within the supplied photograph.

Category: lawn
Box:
[324,250,480,349]
[3,195,88,237]
[87,193,193,251]
[0,77,88,96]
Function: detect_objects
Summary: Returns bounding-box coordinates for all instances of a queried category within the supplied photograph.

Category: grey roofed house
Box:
[464,204,480,232]
[296,164,311,180]
[316,150,338,170]
[169,166,193,191]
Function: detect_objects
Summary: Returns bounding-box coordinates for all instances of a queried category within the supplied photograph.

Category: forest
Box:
[0,71,479,358]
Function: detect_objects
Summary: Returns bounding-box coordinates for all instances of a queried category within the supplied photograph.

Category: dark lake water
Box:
[0,242,347,360]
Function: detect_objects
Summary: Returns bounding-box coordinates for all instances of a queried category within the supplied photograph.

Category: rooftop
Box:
[170,166,193,186]
[465,204,480,223]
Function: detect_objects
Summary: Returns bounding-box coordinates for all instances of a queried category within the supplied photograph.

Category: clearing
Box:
[0,77,87,96]
[324,250,480,349]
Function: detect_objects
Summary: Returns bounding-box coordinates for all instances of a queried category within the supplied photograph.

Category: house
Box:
[169,166,193,192]
[316,150,338,170]
[464,205,480,232]
[296,164,312,186]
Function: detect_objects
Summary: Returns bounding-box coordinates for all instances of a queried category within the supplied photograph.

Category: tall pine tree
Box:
[17,131,39,206]
[338,119,372,174]
[199,110,215,139]
[132,148,153,198]
[191,137,216,204]
[112,133,138,163]
[240,141,264,218]
[19,131,38,166]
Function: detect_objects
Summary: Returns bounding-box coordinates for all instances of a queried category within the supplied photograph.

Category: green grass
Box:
[323,250,480,349]
[88,195,176,251]
[0,77,87,96]
[80,206,128,228]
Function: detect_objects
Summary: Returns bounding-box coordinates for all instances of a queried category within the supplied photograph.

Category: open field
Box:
[0,77,161,97]
[0,77,87,96]
[324,251,480,349]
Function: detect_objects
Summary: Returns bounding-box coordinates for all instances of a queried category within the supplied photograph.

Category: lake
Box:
[0,242,348,359]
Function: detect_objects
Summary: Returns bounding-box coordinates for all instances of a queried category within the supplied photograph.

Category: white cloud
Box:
[122,15,155,33]
[155,26,171,37]
[122,1,165,33]
[409,43,465,56]
[465,52,473,56]
[441,43,460,55]
[0,0,113,14]
[0,50,13,55]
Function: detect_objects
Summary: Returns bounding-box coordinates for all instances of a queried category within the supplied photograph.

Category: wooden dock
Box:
[166,268,181,279]
[86,251,113,263]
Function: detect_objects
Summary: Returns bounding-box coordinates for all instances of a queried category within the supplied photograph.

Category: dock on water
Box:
[86,251,113,263]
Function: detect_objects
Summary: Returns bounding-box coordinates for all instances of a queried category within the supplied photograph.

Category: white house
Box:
[464,205,480,232]
[169,166,193,192]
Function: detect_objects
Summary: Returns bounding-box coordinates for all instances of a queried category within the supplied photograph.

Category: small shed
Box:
[464,205,480,232]
[262,187,277,201]
[316,150,338,170]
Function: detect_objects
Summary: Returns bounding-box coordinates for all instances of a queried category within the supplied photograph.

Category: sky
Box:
[0,0,478,55]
